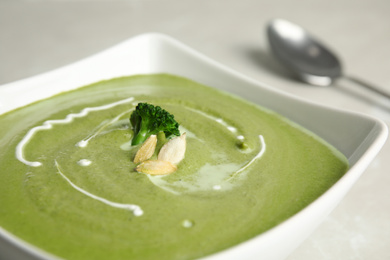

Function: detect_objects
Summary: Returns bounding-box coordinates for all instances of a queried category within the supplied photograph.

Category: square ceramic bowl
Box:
[0,33,387,260]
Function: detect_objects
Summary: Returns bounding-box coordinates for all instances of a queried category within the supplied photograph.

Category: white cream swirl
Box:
[55,161,143,217]
[16,97,134,167]
[15,97,266,214]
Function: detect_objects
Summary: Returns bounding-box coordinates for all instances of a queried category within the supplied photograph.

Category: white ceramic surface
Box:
[0,34,387,260]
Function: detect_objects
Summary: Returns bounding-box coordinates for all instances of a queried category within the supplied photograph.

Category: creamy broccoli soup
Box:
[0,74,348,260]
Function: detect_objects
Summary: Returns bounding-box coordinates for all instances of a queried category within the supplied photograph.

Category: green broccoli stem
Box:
[131,120,155,145]
[132,131,149,146]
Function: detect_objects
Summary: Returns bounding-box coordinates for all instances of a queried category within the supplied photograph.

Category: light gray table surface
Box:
[1,1,389,259]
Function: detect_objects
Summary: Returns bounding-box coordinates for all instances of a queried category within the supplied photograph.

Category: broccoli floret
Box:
[130,103,180,145]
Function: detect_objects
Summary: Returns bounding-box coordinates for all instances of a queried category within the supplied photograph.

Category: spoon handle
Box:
[345,75,390,100]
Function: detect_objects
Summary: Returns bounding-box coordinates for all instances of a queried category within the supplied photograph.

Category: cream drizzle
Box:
[55,160,143,216]
[187,107,238,135]
[227,135,266,181]
[76,110,131,148]
[213,185,222,190]
[77,159,92,166]
[16,98,266,211]
[16,97,134,167]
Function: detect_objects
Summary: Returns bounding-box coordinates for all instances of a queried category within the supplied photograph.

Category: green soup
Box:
[0,74,348,260]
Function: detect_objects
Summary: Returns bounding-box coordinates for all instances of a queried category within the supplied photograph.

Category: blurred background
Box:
[1,0,389,259]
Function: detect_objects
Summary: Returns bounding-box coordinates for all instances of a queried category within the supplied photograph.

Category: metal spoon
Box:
[267,18,390,99]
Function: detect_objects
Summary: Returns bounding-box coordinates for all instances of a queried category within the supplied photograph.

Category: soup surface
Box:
[0,74,348,260]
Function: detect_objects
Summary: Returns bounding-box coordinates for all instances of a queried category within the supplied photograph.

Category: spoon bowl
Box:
[267,19,342,86]
[267,19,390,99]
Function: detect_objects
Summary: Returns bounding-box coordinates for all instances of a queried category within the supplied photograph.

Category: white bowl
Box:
[0,33,387,260]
